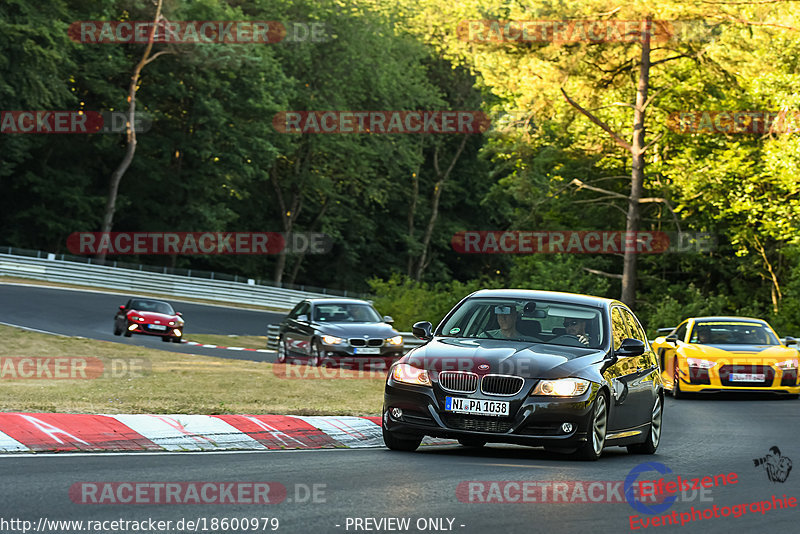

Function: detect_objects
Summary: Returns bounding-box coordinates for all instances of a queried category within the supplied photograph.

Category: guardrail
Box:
[266,324,425,353]
[0,251,345,311]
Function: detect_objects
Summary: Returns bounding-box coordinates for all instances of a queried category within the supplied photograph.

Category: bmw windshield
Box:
[437,297,606,349]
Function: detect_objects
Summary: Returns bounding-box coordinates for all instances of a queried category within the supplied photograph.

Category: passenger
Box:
[481,305,522,339]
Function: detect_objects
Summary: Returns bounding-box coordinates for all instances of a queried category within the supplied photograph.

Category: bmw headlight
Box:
[322,335,343,345]
[386,335,403,346]
[532,378,590,397]
[391,364,431,387]
[687,357,716,369]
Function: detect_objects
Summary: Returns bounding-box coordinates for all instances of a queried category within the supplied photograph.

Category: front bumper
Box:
[320,344,404,367]
[676,360,800,394]
[383,378,597,446]
[127,322,182,338]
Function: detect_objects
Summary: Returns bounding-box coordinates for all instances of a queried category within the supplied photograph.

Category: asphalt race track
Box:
[1,282,799,533]
[0,282,284,361]
[1,395,798,534]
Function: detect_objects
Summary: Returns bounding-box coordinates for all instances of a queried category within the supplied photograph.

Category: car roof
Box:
[305,298,373,305]
[466,289,613,308]
[691,316,768,324]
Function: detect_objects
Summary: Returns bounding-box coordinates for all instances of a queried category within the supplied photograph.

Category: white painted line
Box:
[113,414,266,451]
[0,321,70,337]
[0,281,287,313]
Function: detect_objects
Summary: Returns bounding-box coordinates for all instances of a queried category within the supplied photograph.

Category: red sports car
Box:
[114,298,184,343]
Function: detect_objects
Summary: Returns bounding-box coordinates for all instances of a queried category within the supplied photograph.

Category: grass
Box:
[0,275,287,312]
[0,325,385,416]
[184,333,269,350]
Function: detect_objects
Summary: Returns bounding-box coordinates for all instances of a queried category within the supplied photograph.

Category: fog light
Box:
[173,329,181,336]
[390,408,403,419]
[561,422,574,433]
[128,324,138,331]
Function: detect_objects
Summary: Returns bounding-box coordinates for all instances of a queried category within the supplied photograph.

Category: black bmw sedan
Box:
[277,298,404,368]
[382,289,664,460]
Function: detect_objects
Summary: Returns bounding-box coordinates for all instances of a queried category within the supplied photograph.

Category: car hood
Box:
[129,310,180,322]
[315,322,399,338]
[683,343,796,360]
[401,337,607,380]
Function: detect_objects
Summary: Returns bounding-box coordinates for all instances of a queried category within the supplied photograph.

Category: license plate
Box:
[149,325,167,331]
[730,373,765,382]
[354,347,380,354]
[445,397,509,417]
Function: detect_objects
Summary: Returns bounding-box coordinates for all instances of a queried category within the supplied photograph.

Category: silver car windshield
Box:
[438,298,605,349]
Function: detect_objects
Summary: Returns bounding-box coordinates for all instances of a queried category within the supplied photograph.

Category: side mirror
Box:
[616,338,646,357]
[412,321,433,341]
[383,315,394,324]
[783,336,797,346]
[119,305,125,310]
[665,334,678,343]
[297,314,309,323]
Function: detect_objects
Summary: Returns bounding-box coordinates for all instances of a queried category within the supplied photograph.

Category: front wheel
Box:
[572,392,608,461]
[310,339,323,367]
[277,337,287,363]
[673,358,684,399]
[113,322,122,336]
[628,395,663,455]
[172,336,182,343]
[382,423,422,452]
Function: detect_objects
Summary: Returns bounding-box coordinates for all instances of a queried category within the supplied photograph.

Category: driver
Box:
[564,316,590,346]
[480,305,521,339]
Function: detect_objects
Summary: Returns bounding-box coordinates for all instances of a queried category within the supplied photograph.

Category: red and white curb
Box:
[183,341,272,353]
[0,413,452,453]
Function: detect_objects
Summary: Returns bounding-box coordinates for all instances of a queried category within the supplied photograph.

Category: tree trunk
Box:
[96,0,165,263]
[620,20,653,309]
[415,135,469,280]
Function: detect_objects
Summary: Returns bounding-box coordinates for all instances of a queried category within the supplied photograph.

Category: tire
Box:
[113,323,122,336]
[123,329,132,337]
[572,392,608,461]
[627,395,663,455]
[382,422,422,452]
[161,336,170,342]
[458,438,486,448]
[673,358,684,399]
[172,336,181,343]
[310,339,323,367]
[277,337,287,364]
